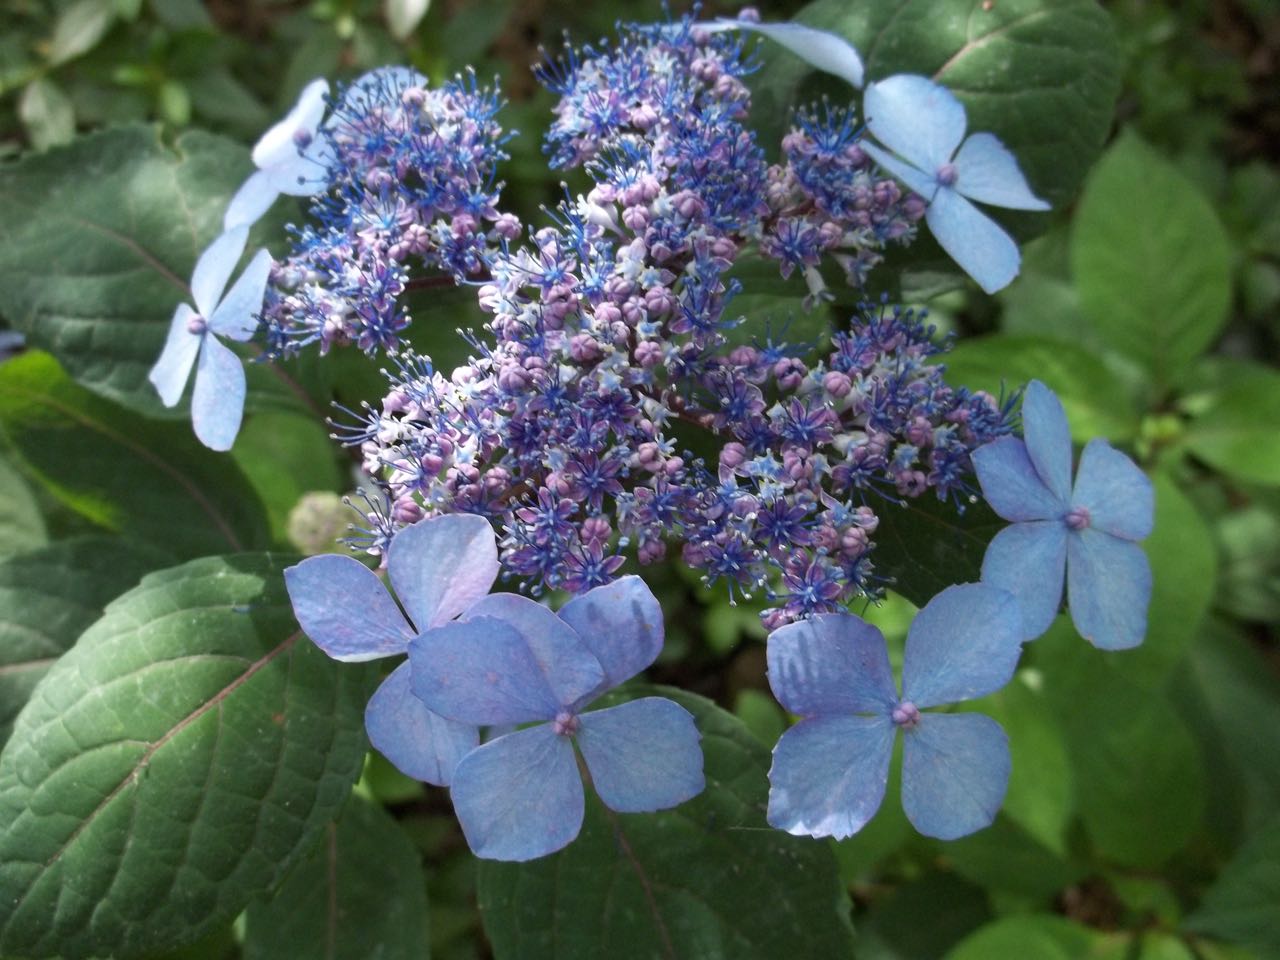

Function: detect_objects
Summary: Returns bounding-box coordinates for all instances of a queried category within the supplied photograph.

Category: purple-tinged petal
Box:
[766,715,894,840]
[952,133,1051,211]
[859,141,937,202]
[190,335,245,452]
[365,662,478,786]
[253,78,330,170]
[409,614,602,726]
[284,554,412,661]
[1021,380,1073,504]
[1071,439,1154,541]
[557,575,663,694]
[209,249,271,341]
[450,724,583,861]
[766,613,897,716]
[149,303,199,407]
[576,698,703,813]
[925,187,1021,294]
[901,712,1009,840]
[387,514,499,630]
[461,594,608,710]
[190,226,248,318]
[901,583,1023,708]
[223,170,278,232]
[864,74,967,174]
[972,437,1063,522]
[702,20,863,87]
[981,521,1067,642]
[1067,530,1151,650]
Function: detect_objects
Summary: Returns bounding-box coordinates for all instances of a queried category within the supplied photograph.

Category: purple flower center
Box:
[935,163,958,187]
[552,710,581,737]
[186,314,208,336]
[292,127,314,149]
[1064,505,1091,531]
[891,701,921,728]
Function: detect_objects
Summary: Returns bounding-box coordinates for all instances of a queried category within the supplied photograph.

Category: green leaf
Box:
[869,495,1004,607]
[18,78,75,151]
[1216,506,1280,623]
[0,536,171,745]
[943,815,1081,904]
[943,914,1103,960]
[0,453,46,554]
[1185,815,1280,955]
[0,125,251,415]
[0,553,374,959]
[1071,134,1233,392]
[1185,368,1280,486]
[48,0,116,65]
[477,686,855,960]
[244,794,428,960]
[0,351,270,559]
[942,335,1140,443]
[1035,618,1206,868]
[759,0,1121,207]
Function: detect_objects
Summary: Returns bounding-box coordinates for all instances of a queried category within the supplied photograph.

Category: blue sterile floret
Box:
[972,380,1155,649]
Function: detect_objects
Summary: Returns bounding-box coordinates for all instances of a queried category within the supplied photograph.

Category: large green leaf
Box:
[1184,368,1280,486]
[1185,816,1280,955]
[0,536,171,745]
[0,125,248,416]
[870,495,1004,607]
[477,687,855,960]
[944,914,1104,960]
[0,454,46,555]
[244,794,428,960]
[0,351,270,559]
[0,553,374,959]
[1070,134,1232,393]
[755,0,1121,207]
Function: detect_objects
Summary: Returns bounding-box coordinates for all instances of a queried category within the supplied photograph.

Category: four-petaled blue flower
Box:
[148,225,271,451]
[224,78,332,231]
[859,74,1050,294]
[973,380,1154,649]
[408,576,705,861]
[284,514,501,786]
[766,583,1023,841]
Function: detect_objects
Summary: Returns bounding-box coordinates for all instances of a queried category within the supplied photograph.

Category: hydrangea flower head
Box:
[860,74,1050,293]
[148,225,271,451]
[973,380,1154,649]
[284,513,500,785]
[408,576,704,861]
[766,583,1023,840]
[224,79,332,231]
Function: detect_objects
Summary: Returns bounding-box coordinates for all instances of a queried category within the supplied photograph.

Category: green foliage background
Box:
[0,1,1277,958]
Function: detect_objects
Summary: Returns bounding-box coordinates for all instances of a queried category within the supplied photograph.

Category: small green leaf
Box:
[943,914,1103,960]
[18,78,75,151]
[0,453,46,554]
[0,351,270,559]
[1185,816,1280,955]
[477,686,855,960]
[0,553,374,959]
[244,795,428,960]
[48,0,116,65]
[1071,134,1232,392]
[1185,368,1280,486]
[0,536,171,745]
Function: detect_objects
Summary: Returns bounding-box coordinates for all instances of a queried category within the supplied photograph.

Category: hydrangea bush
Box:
[6,3,1231,958]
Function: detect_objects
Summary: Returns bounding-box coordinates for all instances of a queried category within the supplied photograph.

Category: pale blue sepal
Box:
[864,74,966,173]
[766,714,894,840]
[576,698,704,812]
[901,583,1024,709]
[387,514,499,630]
[925,187,1021,294]
[972,436,1063,522]
[557,575,664,696]
[1072,439,1154,541]
[223,171,278,232]
[253,78,329,169]
[149,303,200,407]
[858,141,938,202]
[1021,380,1073,503]
[901,712,1010,840]
[766,612,896,716]
[191,334,245,451]
[209,248,271,341]
[190,226,249,317]
[284,554,413,661]
[365,662,478,786]
[450,725,583,861]
[981,521,1067,643]
[704,20,864,88]
[1067,530,1151,650]
[953,133,1051,210]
